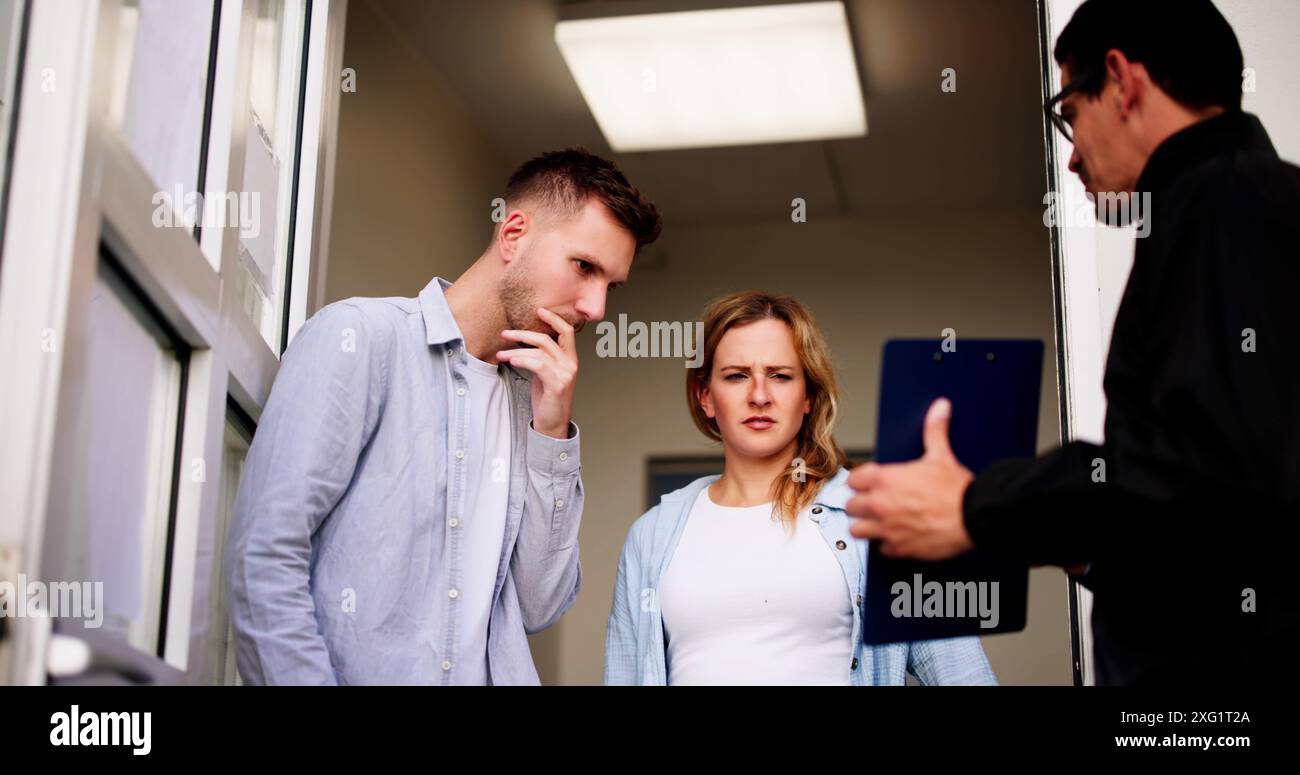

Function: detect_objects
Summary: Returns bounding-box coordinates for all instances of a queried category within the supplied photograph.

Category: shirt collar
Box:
[812,467,854,512]
[663,468,854,510]
[418,276,463,347]
[1136,110,1277,194]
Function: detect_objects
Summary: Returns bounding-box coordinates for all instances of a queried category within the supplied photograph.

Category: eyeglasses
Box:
[1044,66,1101,143]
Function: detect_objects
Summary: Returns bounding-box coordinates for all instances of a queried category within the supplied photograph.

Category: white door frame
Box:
[1038,0,1145,687]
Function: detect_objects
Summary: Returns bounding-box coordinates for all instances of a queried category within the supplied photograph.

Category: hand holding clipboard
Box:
[849,339,1042,643]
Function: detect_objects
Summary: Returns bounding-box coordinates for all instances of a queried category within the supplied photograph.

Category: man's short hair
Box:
[1054,0,1243,112]
[504,147,662,254]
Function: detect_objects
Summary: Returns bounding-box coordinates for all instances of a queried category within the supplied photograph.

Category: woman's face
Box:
[699,318,811,462]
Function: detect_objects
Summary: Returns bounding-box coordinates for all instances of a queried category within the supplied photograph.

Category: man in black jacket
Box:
[845,0,1299,685]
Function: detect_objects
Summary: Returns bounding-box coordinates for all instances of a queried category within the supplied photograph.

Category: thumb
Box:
[922,397,954,459]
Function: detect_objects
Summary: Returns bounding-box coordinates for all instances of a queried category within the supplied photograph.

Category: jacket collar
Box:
[812,467,854,512]
[659,474,719,512]
[1137,110,1276,194]
[659,467,855,514]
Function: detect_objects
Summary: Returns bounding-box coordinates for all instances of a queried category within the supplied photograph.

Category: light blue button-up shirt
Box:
[226,277,583,685]
[605,469,997,685]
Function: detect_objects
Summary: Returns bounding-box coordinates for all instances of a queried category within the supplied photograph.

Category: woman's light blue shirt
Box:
[604,468,998,685]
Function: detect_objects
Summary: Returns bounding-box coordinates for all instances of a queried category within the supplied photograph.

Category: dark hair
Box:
[1054,0,1243,112]
[504,147,661,254]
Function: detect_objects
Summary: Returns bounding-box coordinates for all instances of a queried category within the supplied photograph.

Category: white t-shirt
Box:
[659,487,854,685]
[450,352,512,685]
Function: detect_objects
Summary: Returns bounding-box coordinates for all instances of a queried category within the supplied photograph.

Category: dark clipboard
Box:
[861,339,1043,644]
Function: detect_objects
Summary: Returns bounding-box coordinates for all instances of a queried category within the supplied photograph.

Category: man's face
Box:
[498,198,636,339]
[1060,63,1143,200]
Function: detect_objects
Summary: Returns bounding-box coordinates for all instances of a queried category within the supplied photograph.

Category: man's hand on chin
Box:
[497,307,578,439]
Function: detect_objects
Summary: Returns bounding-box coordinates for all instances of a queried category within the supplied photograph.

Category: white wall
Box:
[325,0,509,304]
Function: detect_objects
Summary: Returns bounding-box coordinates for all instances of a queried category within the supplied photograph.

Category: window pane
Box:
[204,407,250,686]
[79,259,185,657]
[110,0,217,217]
[235,0,307,353]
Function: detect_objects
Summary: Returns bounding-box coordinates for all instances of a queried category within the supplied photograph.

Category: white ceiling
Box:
[369,0,1050,225]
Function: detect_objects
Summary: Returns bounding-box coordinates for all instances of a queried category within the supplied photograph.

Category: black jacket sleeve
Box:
[962,161,1300,574]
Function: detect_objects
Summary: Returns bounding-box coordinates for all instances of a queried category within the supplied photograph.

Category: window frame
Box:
[0,0,348,685]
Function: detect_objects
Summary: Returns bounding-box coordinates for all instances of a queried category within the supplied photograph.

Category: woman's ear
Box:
[698,382,715,419]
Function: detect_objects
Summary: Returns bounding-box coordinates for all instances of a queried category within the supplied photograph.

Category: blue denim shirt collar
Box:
[814,467,854,510]
[419,276,463,347]
[655,467,853,513]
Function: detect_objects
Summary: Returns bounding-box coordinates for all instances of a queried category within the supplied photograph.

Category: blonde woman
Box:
[604,291,996,685]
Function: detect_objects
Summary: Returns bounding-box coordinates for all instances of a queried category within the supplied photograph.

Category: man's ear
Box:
[497,209,528,263]
[1104,48,1141,117]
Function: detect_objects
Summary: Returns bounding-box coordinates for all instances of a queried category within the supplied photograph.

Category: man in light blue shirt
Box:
[225,148,661,685]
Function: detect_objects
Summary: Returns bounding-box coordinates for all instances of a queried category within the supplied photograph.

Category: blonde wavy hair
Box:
[687,291,848,526]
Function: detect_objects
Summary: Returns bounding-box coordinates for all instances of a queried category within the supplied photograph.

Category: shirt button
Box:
[448,589,459,599]
[812,506,823,514]
[558,452,568,462]
[442,660,452,671]
[851,658,859,670]
[456,387,466,396]
[554,499,564,509]
[455,449,465,460]
[836,540,848,550]
[448,517,459,528]
[448,347,458,357]
[856,594,863,606]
